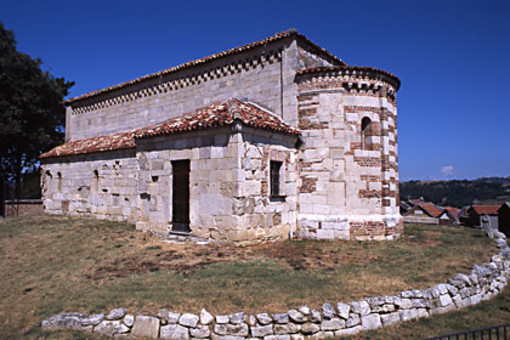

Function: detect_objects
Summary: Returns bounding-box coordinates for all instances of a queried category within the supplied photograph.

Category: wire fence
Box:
[427,324,510,340]
[1,181,42,217]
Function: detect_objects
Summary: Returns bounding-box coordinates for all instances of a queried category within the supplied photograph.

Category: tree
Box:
[0,21,74,198]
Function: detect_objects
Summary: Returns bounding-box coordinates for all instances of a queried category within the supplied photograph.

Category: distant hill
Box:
[399,176,510,208]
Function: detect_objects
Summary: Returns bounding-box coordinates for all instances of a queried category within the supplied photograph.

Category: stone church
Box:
[40,29,402,244]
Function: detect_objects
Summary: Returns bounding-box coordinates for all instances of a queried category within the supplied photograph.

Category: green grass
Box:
[0,215,502,339]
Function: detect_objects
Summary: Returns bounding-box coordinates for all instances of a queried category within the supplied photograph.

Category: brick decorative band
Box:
[296,68,399,104]
[41,232,510,339]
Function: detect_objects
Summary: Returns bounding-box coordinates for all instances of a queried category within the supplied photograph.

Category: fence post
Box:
[0,181,4,217]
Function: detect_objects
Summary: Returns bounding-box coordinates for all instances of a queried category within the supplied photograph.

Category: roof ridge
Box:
[65,29,345,104]
[226,98,243,121]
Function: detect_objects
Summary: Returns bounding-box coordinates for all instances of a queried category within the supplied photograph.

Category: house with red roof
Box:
[437,206,461,226]
[402,199,443,225]
[39,30,402,244]
[464,205,500,230]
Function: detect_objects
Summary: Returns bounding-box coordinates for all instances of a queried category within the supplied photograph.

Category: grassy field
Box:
[0,214,503,339]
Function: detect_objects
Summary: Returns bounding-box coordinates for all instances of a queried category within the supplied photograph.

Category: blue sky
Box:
[3,0,509,181]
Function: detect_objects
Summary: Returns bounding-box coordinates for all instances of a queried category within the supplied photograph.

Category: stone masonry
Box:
[40,29,403,243]
[295,67,401,240]
[41,232,510,338]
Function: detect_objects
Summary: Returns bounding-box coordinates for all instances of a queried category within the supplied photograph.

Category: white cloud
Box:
[441,165,455,177]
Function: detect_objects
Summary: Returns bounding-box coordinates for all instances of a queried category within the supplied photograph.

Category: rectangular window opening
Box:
[270,160,285,201]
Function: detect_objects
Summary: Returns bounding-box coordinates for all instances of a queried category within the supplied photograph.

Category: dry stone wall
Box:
[41,232,510,339]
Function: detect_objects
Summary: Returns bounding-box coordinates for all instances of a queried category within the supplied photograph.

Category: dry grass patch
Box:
[0,215,497,339]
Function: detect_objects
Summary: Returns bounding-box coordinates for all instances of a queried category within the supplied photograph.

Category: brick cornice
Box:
[296,66,400,91]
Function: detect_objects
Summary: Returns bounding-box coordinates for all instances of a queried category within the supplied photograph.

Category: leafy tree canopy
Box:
[400,177,510,208]
[0,21,74,197]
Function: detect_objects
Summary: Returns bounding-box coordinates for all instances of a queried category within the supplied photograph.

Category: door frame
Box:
[171,159,191,233]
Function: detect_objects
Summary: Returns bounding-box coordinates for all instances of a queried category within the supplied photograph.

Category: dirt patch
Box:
[91,237,383,279]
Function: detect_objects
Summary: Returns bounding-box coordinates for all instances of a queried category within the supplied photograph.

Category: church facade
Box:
[40,30,403,244]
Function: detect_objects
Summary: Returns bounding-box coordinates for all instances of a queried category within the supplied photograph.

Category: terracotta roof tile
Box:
[420,202,443,218]
[472,205,500,215]
[65,29,346,104]
[134,98,300,139]
[40,130,136,159]
[41,99,300,159]
[409,198,423,206]
[444,207,460,219]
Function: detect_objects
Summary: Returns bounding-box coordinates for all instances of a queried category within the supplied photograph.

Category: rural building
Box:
[464,205,499,230]
[399,200,413,215]
[40,30,402,244]
[458,206,471,226]
[498,202,510,236]
[438,206,460,226]
[402,200,442,225]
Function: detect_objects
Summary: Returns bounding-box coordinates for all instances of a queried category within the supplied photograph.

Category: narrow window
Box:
[270,161,283,198]
[57,172,62,192]
[45,171,52,193]
[149,196,157,211]
[112,193,120,206]
[91,170,99,194]
[361,117,372,149]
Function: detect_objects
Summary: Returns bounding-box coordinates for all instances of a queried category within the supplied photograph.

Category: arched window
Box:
[57,172,62,192]
[91,170,99,194]
[361,117,372,150]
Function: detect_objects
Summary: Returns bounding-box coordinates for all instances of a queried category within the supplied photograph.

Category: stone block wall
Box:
[295,68,402,240]
[403,214,439,225]
[41,127,298,244]
[236,129,298,242]
[134,127,298,244]
[41,232,510,339]
[135,128,242,240]
[41,150,139,222]
[69,48,284,141]
[42,33,405,244]
[67,39,335,142]
[297,45,335,70]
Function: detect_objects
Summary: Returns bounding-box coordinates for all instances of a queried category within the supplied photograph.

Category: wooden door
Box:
[172,160,190,233]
